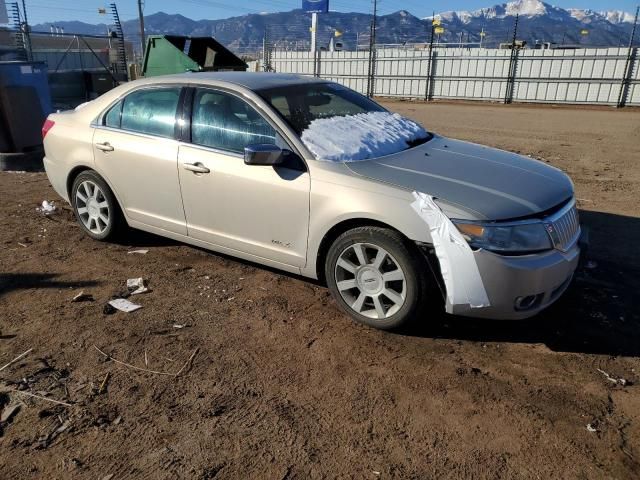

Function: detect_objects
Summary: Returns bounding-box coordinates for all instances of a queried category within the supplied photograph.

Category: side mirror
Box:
[244,144,284,166]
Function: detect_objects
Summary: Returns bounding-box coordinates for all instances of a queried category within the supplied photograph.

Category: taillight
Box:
[42,119,55,139]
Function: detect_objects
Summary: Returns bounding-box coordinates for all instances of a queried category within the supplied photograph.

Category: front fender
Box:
[303,175,432,279]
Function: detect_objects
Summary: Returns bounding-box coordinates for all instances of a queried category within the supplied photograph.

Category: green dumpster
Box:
[142,35,247,77]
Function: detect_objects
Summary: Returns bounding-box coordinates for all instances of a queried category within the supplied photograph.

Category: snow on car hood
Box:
[300,112,428,162]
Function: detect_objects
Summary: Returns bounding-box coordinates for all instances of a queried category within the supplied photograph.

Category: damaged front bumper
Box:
[449,241,581,320]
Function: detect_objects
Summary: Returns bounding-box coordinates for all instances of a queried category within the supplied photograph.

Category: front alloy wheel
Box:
[325,227,430,330]
[335,243,407,319]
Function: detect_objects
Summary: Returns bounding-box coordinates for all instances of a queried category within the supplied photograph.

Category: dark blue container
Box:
[0,61,53,115]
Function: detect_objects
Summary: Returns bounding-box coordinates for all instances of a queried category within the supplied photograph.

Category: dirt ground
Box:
[1,101,640,479]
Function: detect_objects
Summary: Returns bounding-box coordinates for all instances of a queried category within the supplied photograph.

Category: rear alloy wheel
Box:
[71,171,122,241]
[325,227,429,330]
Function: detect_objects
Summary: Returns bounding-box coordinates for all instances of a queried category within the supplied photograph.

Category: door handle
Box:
[95,142,114,152]
[183,162,210,174]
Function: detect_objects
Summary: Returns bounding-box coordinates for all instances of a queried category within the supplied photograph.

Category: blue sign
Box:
[303,0,329,14]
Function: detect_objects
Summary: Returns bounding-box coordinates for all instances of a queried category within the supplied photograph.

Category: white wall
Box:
[265,47,639,107]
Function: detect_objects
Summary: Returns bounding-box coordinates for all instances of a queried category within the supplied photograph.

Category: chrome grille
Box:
[546,202,580,252]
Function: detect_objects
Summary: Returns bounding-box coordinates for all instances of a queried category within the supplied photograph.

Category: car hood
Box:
[345,135,574,220]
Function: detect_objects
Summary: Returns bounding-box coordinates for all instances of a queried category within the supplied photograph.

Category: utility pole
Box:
[479,9,486,48]
[366,0,378,98]
[137,0,146,57]
[310,12,318,52]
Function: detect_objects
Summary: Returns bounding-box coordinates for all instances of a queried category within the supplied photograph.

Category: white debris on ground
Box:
[107,298,142,313]
[126,278,149,295]
[300,111,428,162]
[597,368,628,386]
[71,291,93,302]
[35,200,56,215]
[127,249,149,255]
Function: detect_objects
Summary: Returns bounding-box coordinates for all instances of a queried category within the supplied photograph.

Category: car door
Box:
[177,87,310,268]
[93,86,187,235]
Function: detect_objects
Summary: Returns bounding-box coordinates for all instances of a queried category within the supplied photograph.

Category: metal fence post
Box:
[314,48,322,77]
[427,50,438,100]
[312,47,317,77]
[424,16,435,101]
[9,3,28,61]
[262,26,272,72]
[617,47,638,108]
[109,3,127,79]
[505,49,520,104]
[367,44,377,97]
[617,6,639,108]
[19,0,32,61]
[366,0,378,98]
[504,14,519,104]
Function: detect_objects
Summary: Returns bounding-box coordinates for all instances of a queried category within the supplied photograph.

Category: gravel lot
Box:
[1,101,639,479]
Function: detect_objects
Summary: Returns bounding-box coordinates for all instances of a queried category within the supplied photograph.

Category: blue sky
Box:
[20,0,639,25]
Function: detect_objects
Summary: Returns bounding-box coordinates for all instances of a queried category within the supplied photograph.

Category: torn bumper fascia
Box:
[411,191,581,320]
[411,192,491,313]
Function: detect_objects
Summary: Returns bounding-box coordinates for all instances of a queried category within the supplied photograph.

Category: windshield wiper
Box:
[406,133,433,149]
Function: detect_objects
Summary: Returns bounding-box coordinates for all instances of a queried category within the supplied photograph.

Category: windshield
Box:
[257,82,386,135]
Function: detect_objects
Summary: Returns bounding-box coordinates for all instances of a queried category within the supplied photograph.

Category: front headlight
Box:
[452,220,552,253]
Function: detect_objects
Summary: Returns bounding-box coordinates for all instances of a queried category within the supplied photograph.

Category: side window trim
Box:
[177,86,194,144]
[174,86,190,141]
[116,100,123,128]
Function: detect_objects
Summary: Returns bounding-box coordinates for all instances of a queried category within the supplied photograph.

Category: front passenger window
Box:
[120,88,181,138]
[191,89,277,154]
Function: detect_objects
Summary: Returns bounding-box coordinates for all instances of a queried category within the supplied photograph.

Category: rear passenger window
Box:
[104,100,122,128]
[191,89,276,154]
[120,88,181,138]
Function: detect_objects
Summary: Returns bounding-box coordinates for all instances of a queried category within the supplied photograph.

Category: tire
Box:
[71,170,123,241]
[325,226,430,330]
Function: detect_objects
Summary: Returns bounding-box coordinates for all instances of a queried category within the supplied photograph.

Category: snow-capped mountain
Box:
[32,0,637,52]
[423,0,635,47]
[568,8,636,25]
[436,0,635,26]
[602,10,636,24]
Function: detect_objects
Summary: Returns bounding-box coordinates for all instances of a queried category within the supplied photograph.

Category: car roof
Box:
[138,72,329,91]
